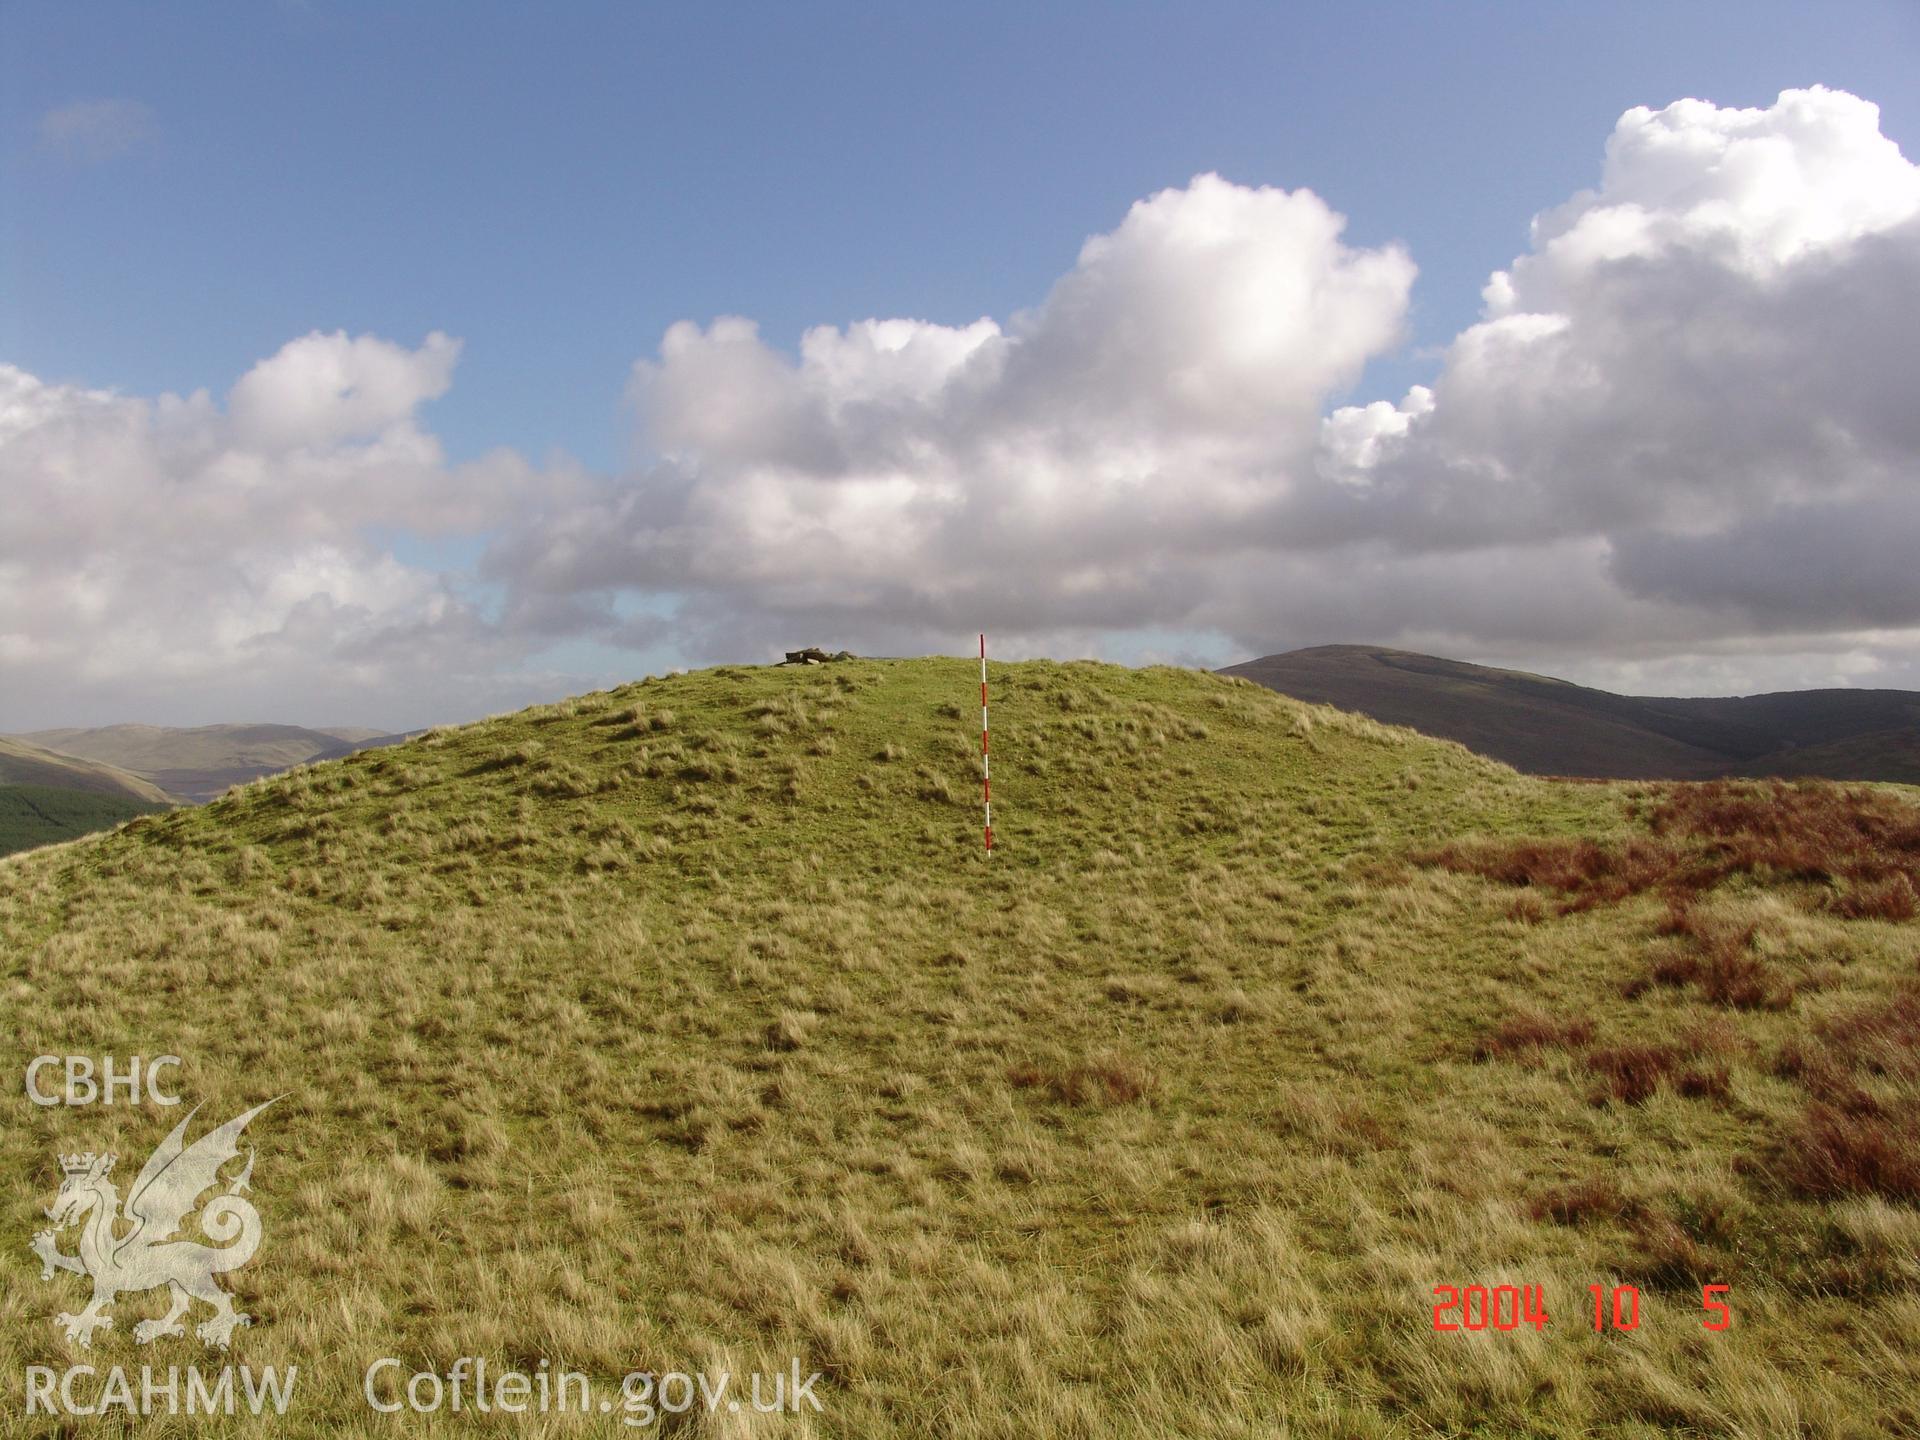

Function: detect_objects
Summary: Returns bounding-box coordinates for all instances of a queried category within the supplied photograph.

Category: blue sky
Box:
[3,3,1919,727]
[10,2,1913,471]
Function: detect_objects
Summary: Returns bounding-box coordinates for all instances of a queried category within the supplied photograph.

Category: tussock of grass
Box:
[1829,872,1919,921]
[1530,1176,1632,1225]
[1007,1055,1156,1107]
[1476,1011,1595,1058]
[1583,1043,1729,1106]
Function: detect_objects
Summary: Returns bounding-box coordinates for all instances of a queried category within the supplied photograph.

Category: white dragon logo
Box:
[29,1099,278,1349]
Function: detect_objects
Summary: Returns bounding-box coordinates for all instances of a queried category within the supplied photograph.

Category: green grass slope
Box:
[2,659,1915,1437]
[0,784,169,857]
[0,736,172,804]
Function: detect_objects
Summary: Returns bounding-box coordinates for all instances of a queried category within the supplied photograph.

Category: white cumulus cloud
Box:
[227,330,462,453]
[495,172,1417,644]
[1317,85,1920,666]
[10,86,1920,727]
[0,334,579,728]
[492,93,1920,691]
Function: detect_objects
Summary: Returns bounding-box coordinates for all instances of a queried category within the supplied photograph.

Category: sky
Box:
[2,1,1918,730]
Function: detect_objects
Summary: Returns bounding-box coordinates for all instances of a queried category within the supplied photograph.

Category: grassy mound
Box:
[2,659,1915,1436]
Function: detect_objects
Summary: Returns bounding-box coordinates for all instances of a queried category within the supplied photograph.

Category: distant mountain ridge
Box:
[14,722,416,803]
[1222,646,1920,783]
[304,730,425,765]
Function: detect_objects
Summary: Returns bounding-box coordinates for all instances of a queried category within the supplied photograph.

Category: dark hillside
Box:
[1227,645,1920,782]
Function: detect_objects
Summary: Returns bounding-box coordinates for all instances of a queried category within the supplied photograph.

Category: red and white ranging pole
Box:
[980,633,993,858]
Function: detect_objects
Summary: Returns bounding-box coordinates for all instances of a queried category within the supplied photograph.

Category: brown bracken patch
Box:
[1419,835,1678,913]
[1579,1042,1733,1106]
[1771,988,1920,1201]
[1475,1011,1596,1059]
[1641,901,1794,1010]
[1422,779,1920,917]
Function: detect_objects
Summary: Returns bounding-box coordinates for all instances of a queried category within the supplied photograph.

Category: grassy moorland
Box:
[1,659,1915,1437]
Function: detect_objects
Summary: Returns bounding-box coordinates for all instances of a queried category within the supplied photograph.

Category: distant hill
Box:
[305,728,426,764]
[16,722,413,803]
[0,736,172,803]
[316,726,389,745]
[21,721,354,773]
[1722,727,1920,785]
[0,783,168,856]
[1222,645,1920,782]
